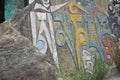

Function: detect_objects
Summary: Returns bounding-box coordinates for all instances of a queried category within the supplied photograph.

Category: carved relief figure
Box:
[30,0,67,71]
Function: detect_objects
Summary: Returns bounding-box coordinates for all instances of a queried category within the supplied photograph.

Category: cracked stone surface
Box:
[0,21,60,80]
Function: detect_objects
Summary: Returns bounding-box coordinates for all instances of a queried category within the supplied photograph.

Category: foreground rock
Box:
[0,21,59,80]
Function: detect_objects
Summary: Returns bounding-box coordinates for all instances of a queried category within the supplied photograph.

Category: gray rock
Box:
[0,21,59,80]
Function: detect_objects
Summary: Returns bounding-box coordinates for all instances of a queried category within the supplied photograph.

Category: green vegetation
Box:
[72,59,107,80]
[115,43,120,71]
[61,53,107,80]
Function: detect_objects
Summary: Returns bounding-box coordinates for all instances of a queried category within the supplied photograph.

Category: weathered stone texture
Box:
[10,1,36,42]
[0,21,59,80]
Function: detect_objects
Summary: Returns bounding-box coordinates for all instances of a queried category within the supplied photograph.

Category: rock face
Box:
[0,21,58,80]
[3,0,120,80]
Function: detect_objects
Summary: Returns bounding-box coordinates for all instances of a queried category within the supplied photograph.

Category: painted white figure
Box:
[82,50,94,74]
[30,0,67,72]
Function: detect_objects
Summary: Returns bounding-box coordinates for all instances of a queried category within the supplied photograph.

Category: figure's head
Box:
[35,0,50,8]
[42,0,50,8]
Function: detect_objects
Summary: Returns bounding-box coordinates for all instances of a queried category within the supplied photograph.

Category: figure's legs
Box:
[47,13,60,72]
[37,20,53,54]
[30,12,37,46]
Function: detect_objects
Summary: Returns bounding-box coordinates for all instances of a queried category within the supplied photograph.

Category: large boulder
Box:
[0,21,60,80]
